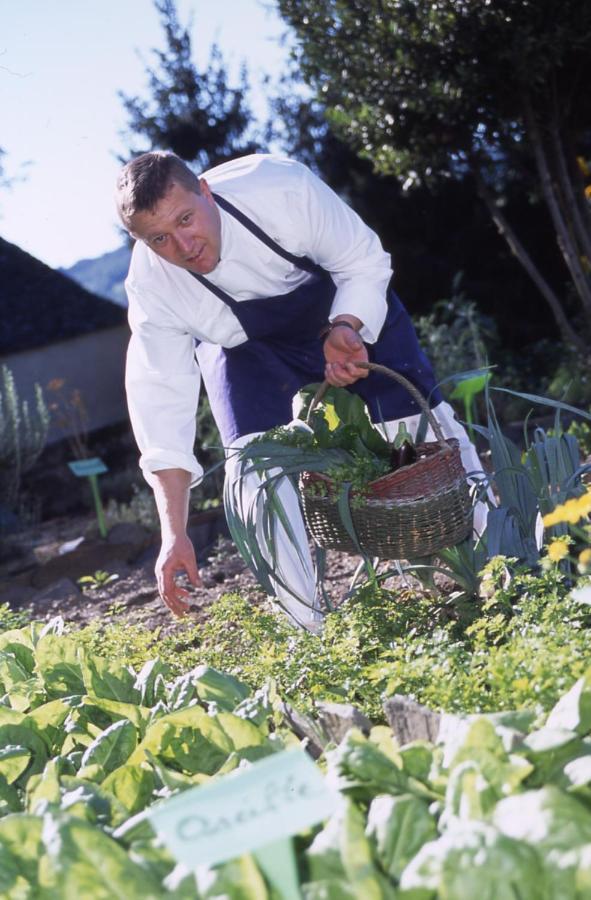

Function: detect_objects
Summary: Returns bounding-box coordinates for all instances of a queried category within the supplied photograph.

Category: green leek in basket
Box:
[224,384,392,608]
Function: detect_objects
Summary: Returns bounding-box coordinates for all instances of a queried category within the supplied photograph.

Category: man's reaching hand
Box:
[155,533,202,616]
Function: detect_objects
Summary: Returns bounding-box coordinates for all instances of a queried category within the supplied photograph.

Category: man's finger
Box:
[183,553,202,587]
[160,566,190,616]
[325,362,359,386]
[345,361,369,378]
[168,586,191,617]
[162,587,190,617]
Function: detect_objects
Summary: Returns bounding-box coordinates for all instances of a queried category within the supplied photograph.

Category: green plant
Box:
[482,391,591,568]
[450,371,492,441]
[567,418,591,459]
[73,559,591,723]
[546,346,591,408]
[541,486,591,578]
[0,602,29,634]
[45,377,90,460]
[406,388,591,603]
[77,570,119,591]
[5,611,591,895]
[104,483,160,531]
[225,385,391,602]
[0,365,49,518]
[414,283,497,389]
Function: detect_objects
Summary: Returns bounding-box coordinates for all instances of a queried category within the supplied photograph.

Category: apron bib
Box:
[194,194,441,445]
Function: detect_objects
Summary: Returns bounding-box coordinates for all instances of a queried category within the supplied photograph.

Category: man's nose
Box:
[174,231,193,254]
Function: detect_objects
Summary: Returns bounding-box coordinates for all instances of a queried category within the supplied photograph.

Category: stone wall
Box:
[1,324,130,443]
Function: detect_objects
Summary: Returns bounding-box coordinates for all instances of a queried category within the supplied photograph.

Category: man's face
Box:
[129,179,222,274]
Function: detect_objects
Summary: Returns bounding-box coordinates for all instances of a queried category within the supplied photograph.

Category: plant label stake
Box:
[148,748,338,898]
[68,457,108,539]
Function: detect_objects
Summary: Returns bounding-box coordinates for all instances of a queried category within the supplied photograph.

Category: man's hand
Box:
[155,533,202,616]
[151,468,201,617]
[323,318,369,386]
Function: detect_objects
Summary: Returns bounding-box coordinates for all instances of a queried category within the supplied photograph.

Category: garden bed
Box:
[1,507,409,636]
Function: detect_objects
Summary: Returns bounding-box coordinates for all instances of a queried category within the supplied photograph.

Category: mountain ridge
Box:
[61,244,132,307]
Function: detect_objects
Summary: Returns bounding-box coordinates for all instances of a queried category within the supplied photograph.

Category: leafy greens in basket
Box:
[224,384,417,608]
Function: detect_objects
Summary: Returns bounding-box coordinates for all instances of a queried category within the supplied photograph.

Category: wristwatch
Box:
[318,320,359,339]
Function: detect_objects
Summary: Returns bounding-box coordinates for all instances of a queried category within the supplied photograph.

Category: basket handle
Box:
[306,361,451,451]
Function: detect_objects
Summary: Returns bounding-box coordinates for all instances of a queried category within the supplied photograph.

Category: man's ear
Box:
[199,178,214,202]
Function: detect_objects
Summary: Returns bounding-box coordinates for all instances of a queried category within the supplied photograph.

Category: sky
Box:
[0,0,290,269]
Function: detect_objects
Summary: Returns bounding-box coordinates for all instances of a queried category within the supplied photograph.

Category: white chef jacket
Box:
[125,154,393,486]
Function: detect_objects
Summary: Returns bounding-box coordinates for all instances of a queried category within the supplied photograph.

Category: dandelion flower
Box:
[578,548,591,574]
[543,490,591,527]
[546,537,571,562]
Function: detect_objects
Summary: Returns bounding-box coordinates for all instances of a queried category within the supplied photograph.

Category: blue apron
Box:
[194,194,441,445]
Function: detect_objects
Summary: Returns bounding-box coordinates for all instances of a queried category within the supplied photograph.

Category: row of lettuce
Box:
[3,618,591,897]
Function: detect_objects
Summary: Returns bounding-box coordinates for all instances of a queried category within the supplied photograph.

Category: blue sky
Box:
[0,0,289,268]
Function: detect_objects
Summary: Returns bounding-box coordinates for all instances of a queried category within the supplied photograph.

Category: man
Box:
[116,151,483,629]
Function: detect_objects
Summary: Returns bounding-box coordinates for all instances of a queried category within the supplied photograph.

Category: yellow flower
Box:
[546,537,571,562]
[543,489,591,527]
[586,185,591,201]
[578,548,591,574]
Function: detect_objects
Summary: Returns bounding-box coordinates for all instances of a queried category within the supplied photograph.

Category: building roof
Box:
[0,236,127,355]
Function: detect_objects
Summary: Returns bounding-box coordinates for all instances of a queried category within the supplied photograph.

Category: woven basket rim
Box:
[301,437,461,496]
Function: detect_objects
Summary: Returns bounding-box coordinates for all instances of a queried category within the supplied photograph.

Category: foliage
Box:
[568,419,591,459]
[77,571,120,592]
[119,0,259,168]
[546,348,591,408]
[277,0,591,350]
[0,365,49,521]
[71,558,589,723]
[105,484,160,532]
[224,384,394,600]
[229,375,591,605]
[414,280,498,388]
[193,392,225,508]
[0,604,29,634]
[45,377,90,460]
[440,388,591,582]
[541,486,591,579]
[4,614,591,894]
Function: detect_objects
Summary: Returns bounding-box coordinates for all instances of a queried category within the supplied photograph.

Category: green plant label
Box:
[148,748,338,868]
[68,457,108,477]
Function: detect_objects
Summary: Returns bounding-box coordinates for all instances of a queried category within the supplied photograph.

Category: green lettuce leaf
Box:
[100,764,155,815]
[0,814,43,897]
[493,786,591,852]
[79,719,137,779]
[366,793,437,881]
[191,665,251,711]
[545,670,591,736]
[399,822,545,899]
[78,650,140,704]
[39,812,163,898]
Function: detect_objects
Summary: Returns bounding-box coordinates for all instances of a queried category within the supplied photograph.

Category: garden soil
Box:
[1,510,406,636]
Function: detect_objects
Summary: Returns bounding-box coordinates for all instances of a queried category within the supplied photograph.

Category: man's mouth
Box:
[186,246,204,264]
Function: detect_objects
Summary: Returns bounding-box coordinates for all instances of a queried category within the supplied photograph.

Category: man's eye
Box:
[152,235,166,245]
[181,214,192,224]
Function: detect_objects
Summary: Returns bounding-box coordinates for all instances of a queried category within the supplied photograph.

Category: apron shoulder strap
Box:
[212,192,323,276]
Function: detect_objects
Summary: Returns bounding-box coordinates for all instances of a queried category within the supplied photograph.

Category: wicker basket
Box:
[299,363,473,559]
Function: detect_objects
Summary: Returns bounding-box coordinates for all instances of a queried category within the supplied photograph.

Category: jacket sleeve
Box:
[294,163,392,343]
[125,282,203,488]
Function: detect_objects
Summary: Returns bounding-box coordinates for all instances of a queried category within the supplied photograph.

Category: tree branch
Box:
[549,86,591,263]
[474,168,586,353]
[523,93,591,318]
